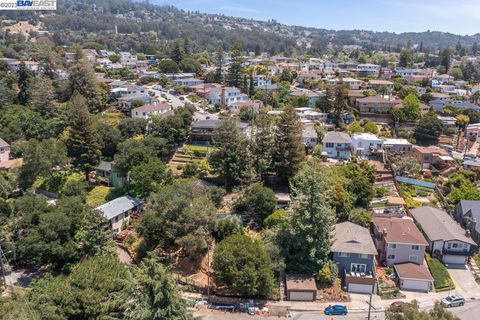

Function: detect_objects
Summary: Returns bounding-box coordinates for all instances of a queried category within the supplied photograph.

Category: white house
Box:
[0,138,10,164]
[131,102,173,120]
[95,196,143,234]
[351,133,384,156]
[208,87,248,106]
[323,131,352,160]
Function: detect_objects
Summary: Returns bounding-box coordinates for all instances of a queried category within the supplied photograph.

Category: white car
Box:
[441,295,465,308]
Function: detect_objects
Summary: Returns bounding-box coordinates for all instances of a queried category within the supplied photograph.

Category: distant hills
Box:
[2,0,479,54]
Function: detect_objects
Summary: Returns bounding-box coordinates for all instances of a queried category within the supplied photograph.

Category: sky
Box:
[151,0,480,35]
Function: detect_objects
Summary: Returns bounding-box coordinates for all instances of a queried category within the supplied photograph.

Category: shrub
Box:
[316,260,338,285]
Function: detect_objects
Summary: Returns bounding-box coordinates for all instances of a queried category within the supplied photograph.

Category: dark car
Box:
[324,305,348,315]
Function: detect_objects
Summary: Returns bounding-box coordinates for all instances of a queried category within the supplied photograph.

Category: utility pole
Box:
[207,244,211,302]
[367,293,372,320]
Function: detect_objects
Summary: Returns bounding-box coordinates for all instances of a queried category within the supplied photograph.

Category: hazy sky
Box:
[151,0,480,35]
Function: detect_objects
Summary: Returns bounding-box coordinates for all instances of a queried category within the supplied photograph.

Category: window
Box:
[359,254,371,259]
[411,245,420,250]
[325,143,334,148]
[409,255,418,262]
[388,243,397,249]
[351,263,366,273]
[338,252,350,258]
[387,254,396,260]
[452,243,459,248]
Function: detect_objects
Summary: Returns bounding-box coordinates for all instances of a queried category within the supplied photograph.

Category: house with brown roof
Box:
[356,95,398,115]
[285,274,317,301]
[411,206,476,266]
[410,146,454,169]
[332,222,378,294]
[394,262,434,292]
[372,217,429,267]
[368,79,394,91]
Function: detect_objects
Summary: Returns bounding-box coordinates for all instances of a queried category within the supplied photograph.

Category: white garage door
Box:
[289,291,314,301]
[443,255,466,265]
[402,279,429,292]
[348,283,373,294]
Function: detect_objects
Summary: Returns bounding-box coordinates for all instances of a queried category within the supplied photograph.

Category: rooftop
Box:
[286,274,317,291]
[373,217,428,245]
[332,222,377,255]
[394,262,433,281]
[95,196,143,221]
[0,138,9,148]
[323,131,352,144]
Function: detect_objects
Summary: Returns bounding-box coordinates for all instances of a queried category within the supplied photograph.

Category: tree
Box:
[414,112,444,145]
[440,48,453,73]
[16,61,32,105]
[263,209,289,229]
[66,94,101,180]
[74,208,116,258]
[251,109,274,180]
[391,155,421,177]
[209,118,252,190]
[287,161,335,274]
[113,138,156,176]
[171,40,184,64]
[403,93,421,121]
[456,114,470,128]
[67,48,103,113]
[272,105,306,181]
[214,46,224,83]
[118,117,147,139]
[132,257,194,320]
[398,49,413,68]
[317,260,338,285]
[213,234,274,297]
[96,122,122,158]
[386,300,459,320]
[226,40,244,87]
[137,180,216,256]
[234,183,276,228]
[158,59,180,73]
[348,208,372,228]
[28,77,56,117]
[129,158,173,199]
[213,216,244,242]
[17,139,68,189]
[332,83,349,126]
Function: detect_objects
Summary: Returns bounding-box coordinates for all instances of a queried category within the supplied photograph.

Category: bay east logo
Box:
[0,0,56,10]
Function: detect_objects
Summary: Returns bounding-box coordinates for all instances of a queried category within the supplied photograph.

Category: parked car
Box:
[179,96,185,101]
[324,305,348,315]
[390,301,413,312]
[153,85,162,90]
[441,295,465,308]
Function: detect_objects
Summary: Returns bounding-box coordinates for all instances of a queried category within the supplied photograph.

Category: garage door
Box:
[289,291,314,301]
[443,255,466,265]
[402,279,429,292]
[348,283,373,294]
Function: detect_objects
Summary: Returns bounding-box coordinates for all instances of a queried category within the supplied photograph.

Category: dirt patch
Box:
[316,278,350,302]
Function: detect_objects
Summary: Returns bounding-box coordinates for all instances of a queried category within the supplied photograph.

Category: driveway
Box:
[448,267,479,297]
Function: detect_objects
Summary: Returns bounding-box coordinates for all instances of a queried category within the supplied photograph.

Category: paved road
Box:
[451,300,480,319]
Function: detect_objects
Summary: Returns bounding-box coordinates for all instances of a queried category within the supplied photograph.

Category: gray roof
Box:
[323,131,352,144]
[95,196,143,220]
[191,119,249,130]
[331,222,377,255]
[411,206,476,245]
[96,160,113,172]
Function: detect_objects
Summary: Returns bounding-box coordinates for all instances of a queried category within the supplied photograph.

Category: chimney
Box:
[382,228,387,237]
[221,85,225,110]
[466,230,471,237]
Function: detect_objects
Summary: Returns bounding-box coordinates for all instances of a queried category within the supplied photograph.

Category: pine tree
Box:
[209,118,252,190]
[472,42,479,56]
[39,49,57,79]
[66,94,101,180]
[272,105,306,181]
[332,83,349,127]
[227,40,244,87]
[214,46,224,83]
[29,77,56,117]
[183,38,191,56]
[67,48,103,113]
[249,74,255,97]
[74,208,116,258]
[171,40,184,65]
[242,74,248,93]
[251,109,274,181]
[16,61,32,105]
[287,160,336,274]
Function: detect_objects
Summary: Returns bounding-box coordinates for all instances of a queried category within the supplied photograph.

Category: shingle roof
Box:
[410,207,476,245]
[373,217,428,245]
[332,222,377,255]
[286,274,317,291]
[95,196,143,221]
[394,262,433,281]
[132,102,170,113]
[96,160,113,172]
[323,131,352,144]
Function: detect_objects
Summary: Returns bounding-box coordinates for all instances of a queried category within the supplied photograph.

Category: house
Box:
[410,146,454,169]
[356,96,398,115]
[95,196,143,234]
[0,138,10,164]
[394,262,434,292]
[331,222,378,294]
[173,78,204,87]
[302,123,318,148]
[95,161,127,188]
[285,274,317,301]
[455,201,480,244]
[463,159,480,172]
[296,108,328,123]
[411,206,476,266]
[383,138,412,154]
[322,131,352,160]
[466,123,480,140]
[131,102,173,120]
[372,217,429,267]
[189,119,249,145]
[368,79,394,91]
[342,77,363,90]
[208,87,248,106]
[228,99,263,114]
[351,133,383,156]
[117,94,156,109]
[290,89,324,107]
[437,116,457,130]
[253,73,272,87]
[430,100,480,113]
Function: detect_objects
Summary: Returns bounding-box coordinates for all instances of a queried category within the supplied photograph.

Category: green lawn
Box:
[86,186,125,208]
[425,253,455,291]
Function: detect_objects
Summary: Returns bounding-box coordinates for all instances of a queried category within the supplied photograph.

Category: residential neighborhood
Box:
[2,1,480,319]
